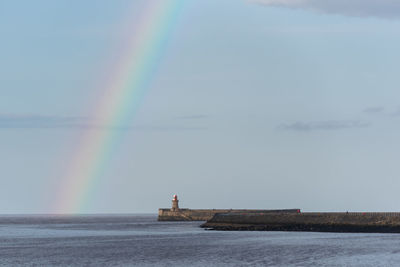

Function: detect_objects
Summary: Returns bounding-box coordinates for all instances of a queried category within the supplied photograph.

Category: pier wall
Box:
[158,209,300,221]
[202,212,400,233]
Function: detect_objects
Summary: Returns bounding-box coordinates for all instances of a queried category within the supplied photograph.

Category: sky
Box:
[1,0,400,214]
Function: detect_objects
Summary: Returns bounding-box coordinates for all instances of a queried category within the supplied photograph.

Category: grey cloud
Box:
[389,107,400,117]
[0,113,208,131]
[176,114,209,120]
[0,114,125,130]
[133,125,207,131]
[279,120,370,131]
[0,114,90,129]
[250,0,400,19]
[364,106,384,113]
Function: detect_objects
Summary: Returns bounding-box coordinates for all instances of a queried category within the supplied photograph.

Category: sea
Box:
[1,215,400,266]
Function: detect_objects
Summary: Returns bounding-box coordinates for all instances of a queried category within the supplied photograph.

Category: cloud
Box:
[389,107,400,117]
[0,114,90,129]
[176,114,209,120]
[250,0,400,19]
[279,120,370,131]
[363,106,384,114]
[133,125,207,131]
[0,113,208,131]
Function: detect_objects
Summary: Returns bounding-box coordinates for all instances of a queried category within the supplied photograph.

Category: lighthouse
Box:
[171,194,179,211]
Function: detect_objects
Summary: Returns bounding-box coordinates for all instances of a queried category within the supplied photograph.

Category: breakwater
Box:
[158,209,300,221]
[201,212,400,233]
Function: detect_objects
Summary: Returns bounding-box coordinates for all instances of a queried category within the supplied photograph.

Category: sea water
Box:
[1,215,400,266]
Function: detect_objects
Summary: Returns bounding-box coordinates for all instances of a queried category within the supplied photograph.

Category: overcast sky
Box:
[1,0,400,213]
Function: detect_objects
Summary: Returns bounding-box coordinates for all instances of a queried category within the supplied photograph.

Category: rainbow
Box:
[54,0,184,213]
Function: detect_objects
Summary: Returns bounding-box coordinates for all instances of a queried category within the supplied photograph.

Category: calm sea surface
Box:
[1,214,400,266]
